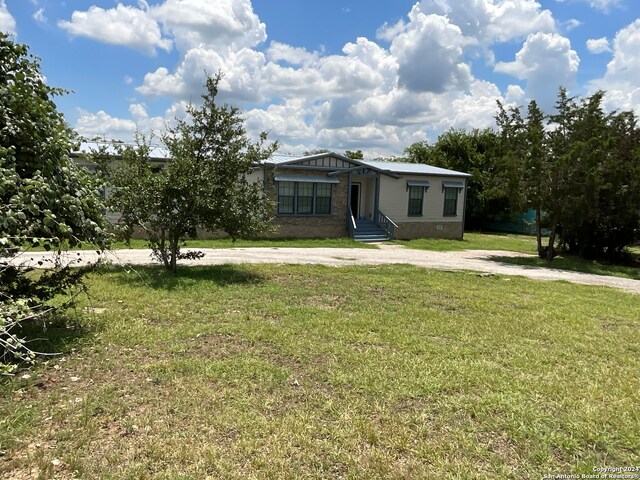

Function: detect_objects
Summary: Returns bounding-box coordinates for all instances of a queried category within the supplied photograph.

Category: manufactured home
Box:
[73,146,471,241]
[250,152,470,241]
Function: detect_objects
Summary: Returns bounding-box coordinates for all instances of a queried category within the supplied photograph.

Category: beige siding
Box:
[378,175,466,223]
[246,168,264,185]
[351,176,375,219]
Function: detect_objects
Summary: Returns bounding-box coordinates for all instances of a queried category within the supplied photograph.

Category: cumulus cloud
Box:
[151,0,266,52]
[412,0,556,44]
[586,37,611,54]
[59,3,172,55]
[390,12,472,93]
[267,42,319,66]
[75,110,138,139]
[69,0,566,156]
[137,47,267,103]
[129,103,149,120]
[505,84,526,104]
[495,32,579,109]
[0,0,16,34]
[590,20,640,113]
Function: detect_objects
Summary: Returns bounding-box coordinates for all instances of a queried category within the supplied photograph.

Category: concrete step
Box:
[354,235,390,242]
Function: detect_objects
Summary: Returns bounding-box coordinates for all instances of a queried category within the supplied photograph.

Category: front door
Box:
[350,183,360,218]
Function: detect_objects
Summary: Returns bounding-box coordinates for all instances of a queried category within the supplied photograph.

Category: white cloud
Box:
[561,19,582,32]
[245,99,315,143]
[267,42,319,66]
[59,4,172,55]
[33,8,47,24]
[76,110,138,140]
[137,46,267,103]
[599,20,640,84]
[0,0,16,34]
[587,0,621,11]
[149,0,266,52]
[376,19,406,42]
[128,103,149,120]
[390,12,472,93]
[69,0,568,156]
[586,37,612,54]
[505,84,526,104]
[495,32,579,109]
[412,0,556,45]
[553,0,620,12]
[590,20,640,113]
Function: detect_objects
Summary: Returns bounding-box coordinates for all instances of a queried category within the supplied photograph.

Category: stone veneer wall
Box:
[395,221,463,240]
[265,167,349,238]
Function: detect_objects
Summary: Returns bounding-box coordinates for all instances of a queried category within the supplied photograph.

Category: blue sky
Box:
[1,0,639,156]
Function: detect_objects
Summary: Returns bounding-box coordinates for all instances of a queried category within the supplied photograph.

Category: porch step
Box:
[353,219,390,242]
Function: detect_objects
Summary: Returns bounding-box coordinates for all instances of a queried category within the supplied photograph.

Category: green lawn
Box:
[398,233,640,281]
[1,265,639,478]
[394,232,539,254]
[27,237,378,251]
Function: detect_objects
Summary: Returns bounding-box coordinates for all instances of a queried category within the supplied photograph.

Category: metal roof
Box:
[73,141,169,161]
[262,152,470,178]
[358,159,470,177]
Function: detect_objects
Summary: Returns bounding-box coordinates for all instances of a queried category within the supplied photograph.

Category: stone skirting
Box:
[269,219,348,238]
[394,221,463,240]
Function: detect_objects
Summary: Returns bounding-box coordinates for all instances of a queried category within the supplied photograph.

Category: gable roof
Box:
[262,152,470,178]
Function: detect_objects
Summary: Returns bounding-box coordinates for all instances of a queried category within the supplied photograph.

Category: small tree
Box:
[108,73,278,273]
[344,149,364,159]
[1,34,110,373]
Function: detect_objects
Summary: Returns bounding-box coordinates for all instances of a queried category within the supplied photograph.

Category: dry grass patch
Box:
[1,264,639,479]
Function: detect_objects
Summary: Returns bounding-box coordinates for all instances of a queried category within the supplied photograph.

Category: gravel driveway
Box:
[10,244,640,294]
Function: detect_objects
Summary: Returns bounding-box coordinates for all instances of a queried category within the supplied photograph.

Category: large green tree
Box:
[0,34,110,372]
[106,74,278,273]
[496,88,640,261]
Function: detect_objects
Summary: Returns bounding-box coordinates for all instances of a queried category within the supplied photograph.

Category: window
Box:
[443,187,459,216]
[277,181,332,215]
[277,181,295,214]
[408,186,424,216]
[315,183,332,214]
[297,182,314,214]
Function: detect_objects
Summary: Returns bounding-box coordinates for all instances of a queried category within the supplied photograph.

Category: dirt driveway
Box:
[10,243,640,294]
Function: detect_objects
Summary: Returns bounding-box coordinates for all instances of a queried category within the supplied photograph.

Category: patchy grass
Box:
[119,237,377,249]
[488,254,640,281]
[399,233,640,280]
[1,264,639,478]
[395,232,539,254]
[27,237,377,252]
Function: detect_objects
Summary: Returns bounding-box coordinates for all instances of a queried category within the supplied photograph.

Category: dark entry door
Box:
[350,183,360,218]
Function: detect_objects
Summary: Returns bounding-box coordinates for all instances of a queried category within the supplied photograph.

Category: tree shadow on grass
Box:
[6,314,93,368]
[486,255,640,280]
[104,264,266,291]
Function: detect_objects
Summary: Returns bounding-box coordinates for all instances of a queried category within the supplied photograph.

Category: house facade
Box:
[249,152,471,241]
[73,145,470,241]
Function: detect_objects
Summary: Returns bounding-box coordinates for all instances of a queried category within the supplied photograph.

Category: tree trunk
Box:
[169,237,179,274]
[158,234,170,271]
[545,217,557,261]
[535,206,543,257]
